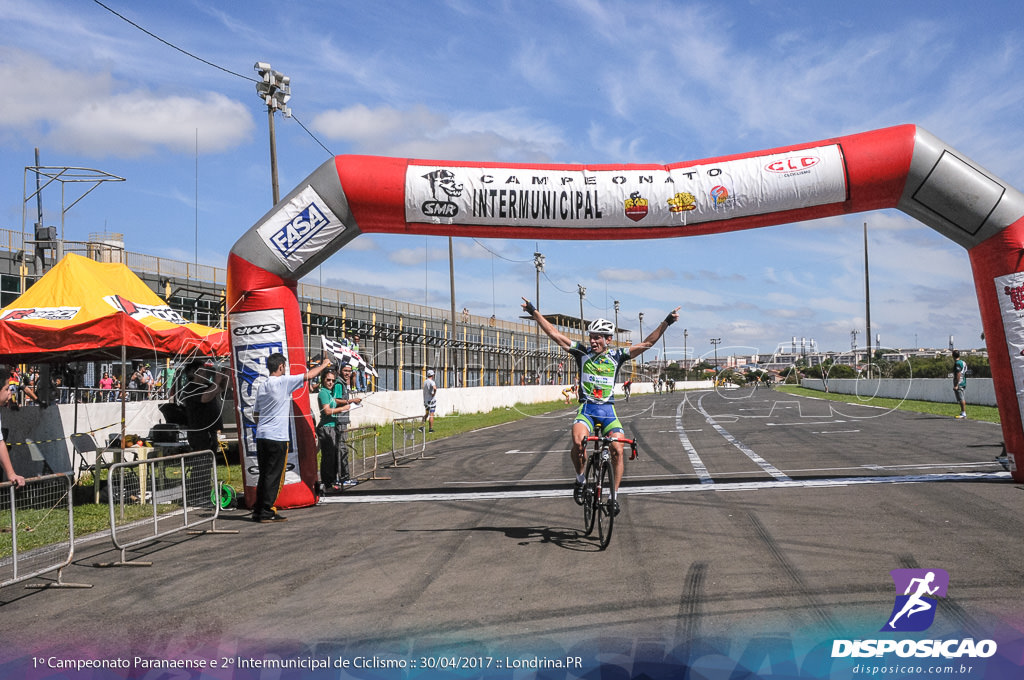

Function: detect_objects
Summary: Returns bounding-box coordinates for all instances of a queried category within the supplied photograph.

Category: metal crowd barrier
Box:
[389,416,431,468]
[343,425,389,482]
[101,449,236,567]
[0,473,90,589]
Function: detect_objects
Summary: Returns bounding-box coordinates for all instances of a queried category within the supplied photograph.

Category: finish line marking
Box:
[321,471,1011,504]
[697,392,791,481]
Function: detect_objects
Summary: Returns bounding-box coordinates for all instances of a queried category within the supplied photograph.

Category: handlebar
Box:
[585,435,639,461]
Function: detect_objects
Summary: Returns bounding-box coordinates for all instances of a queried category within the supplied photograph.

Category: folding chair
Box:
[69,433,125,504]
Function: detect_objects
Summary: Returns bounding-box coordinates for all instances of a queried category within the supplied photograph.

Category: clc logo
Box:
[765,156,820,173]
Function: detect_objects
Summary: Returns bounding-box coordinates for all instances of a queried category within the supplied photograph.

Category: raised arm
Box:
[304,357,332,381]
[629,307,680,359]
[521,297,574,350]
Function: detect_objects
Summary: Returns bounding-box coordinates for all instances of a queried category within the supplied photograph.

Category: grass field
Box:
[773,384,1001,423]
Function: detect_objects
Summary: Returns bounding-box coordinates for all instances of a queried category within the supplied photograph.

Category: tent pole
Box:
[120,344,126,447]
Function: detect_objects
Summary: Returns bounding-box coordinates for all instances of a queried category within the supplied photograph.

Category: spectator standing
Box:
[0,368,26,487]
[953,350,968,419]
[422,369,437,433]
[251,353,331,523]
[128,365,143,401]
[141,364,155,399]
[99,372,114,401]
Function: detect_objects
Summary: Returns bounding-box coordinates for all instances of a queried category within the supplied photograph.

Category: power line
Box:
[290,112,333,156]
[471,239,533,263]
[92,0,333,156]
[92,1,254,81]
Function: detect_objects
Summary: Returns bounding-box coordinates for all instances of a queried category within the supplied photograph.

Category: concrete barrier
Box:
[315,379,713,428]
[800,378,996,406]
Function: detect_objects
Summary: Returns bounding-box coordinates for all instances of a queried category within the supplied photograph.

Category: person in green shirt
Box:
[317,366,362,493]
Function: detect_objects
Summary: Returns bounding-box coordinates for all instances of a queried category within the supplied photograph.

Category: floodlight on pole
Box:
[613,300,620,347]
[577,284,586,342]
[683,328,689,377]
[255,62,292,205]
[533,250,544,380]
[711,337,722,379]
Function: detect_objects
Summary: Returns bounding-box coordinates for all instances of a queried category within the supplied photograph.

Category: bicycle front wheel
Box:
[582,458,598,536]
[596,460,615,549]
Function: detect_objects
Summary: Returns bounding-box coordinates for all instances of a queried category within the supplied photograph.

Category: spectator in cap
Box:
[422,369,437,434]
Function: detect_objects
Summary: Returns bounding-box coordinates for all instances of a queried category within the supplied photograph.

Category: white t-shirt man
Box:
[254,373,306,441]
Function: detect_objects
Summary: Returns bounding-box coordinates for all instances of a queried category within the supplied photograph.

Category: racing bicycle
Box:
[581,434,637,549]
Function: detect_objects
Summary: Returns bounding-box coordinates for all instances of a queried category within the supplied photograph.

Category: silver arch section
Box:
[229,158,362,280]
[898,127,1024,249]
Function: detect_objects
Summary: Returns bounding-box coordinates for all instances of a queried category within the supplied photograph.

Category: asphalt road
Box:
[1,387,1021,678]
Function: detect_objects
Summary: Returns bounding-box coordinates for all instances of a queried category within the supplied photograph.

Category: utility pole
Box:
[864,222,872,377]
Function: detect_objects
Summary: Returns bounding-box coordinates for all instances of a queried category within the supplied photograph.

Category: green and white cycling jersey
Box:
[568,341,631,404]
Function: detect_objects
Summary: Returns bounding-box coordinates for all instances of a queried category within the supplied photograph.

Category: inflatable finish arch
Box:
[227,124,1024,508]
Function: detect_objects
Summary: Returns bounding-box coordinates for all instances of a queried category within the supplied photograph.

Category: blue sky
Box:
[2,0,1023,363]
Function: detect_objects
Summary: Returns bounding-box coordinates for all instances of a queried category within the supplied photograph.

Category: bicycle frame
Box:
[584,434,638,461]
[580,434,638,549]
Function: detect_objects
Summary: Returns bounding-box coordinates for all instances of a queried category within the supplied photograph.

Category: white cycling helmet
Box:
[587,318,615,335]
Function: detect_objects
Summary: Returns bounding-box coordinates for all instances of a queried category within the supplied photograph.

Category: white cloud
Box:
[311,104,565,161]
[0,48,254,157]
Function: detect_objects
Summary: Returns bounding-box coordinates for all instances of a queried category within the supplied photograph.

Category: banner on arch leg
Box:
[228,279,318,510]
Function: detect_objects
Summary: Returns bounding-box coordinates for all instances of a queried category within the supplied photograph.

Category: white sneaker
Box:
[955,413,967,419]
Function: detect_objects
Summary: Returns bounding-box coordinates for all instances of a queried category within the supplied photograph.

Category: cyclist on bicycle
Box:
[521,297,679,510]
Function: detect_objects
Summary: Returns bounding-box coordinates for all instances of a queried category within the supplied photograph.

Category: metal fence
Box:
[0,473,90,589]
[343,425,388,482]
[389,416,430,468]
[102,449,236,567]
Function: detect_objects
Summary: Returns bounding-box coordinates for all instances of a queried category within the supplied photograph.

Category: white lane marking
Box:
[766,420,846,426]
[697,393,791,482]
[676,397,713,484]
[503,449,572,454]
[321,471,1012,503]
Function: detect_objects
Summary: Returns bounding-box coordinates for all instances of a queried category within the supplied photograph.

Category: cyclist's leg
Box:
[599,410,626,493]
[571,405,595,503]
[571,419,592,475]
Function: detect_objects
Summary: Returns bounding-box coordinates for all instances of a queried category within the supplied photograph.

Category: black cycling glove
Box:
[523,300,537,315]
[664,311,677,325]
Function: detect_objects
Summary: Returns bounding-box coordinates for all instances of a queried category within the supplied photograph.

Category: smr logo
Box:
[1004,283,1024,311]
[420,169,463,218]
[881,568,949,632]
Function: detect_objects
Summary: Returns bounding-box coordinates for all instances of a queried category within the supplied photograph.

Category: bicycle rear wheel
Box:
[596,460,615,549]
[582,458,598,536]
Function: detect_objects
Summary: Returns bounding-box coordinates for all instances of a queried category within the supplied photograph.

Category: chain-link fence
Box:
[0,473,90,589]
[104,449,235,567]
